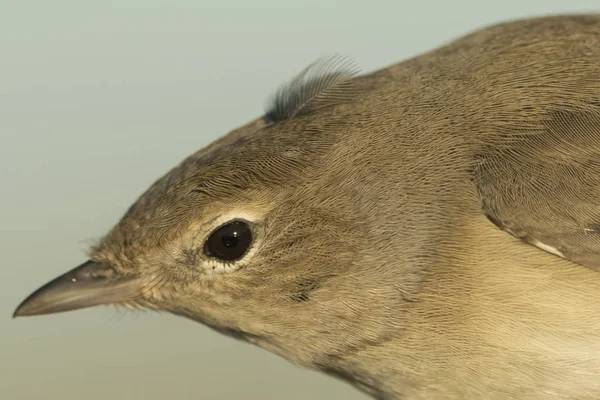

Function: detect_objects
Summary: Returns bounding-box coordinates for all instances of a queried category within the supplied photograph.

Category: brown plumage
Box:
[13,14,600,399]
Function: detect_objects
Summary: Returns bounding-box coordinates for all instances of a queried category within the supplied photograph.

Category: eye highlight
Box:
[203,220,253,262]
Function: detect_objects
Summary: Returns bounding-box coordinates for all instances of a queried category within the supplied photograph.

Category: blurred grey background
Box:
[1,1,598,399]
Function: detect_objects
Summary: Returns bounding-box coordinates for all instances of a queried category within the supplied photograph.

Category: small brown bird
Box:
[13,14,600,399]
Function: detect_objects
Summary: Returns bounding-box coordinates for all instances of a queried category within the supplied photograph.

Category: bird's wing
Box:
[474,104,600,271]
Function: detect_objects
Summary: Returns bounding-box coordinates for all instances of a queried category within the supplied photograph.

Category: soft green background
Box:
[1,1,598,399]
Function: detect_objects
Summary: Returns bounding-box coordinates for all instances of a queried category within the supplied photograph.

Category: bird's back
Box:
[314,14,600,399]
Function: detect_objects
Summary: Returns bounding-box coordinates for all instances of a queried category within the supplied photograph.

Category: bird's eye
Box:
[204,220,253,262]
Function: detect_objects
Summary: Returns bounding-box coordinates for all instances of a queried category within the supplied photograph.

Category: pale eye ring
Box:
[203,220,253,262]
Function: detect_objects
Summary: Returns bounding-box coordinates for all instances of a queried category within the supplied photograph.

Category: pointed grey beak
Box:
[13,260,142,317]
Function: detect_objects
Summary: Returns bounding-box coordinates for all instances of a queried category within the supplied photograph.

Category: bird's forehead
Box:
[129,118,332,213]
[92,117,338,265]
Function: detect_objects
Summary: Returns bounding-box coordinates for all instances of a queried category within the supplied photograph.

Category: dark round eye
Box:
[204,220,253,262]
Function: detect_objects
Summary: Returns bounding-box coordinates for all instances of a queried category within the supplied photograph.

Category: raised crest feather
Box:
[264,54,362,123]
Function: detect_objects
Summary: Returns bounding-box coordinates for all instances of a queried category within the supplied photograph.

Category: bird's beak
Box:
[13,260,142,317]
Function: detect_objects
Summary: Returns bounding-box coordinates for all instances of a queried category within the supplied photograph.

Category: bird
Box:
[12,13,600,400]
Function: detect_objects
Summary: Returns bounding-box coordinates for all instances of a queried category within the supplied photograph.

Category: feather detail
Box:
[264,54,361,123]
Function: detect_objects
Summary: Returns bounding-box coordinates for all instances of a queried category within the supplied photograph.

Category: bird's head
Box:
[13,56,411,369]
